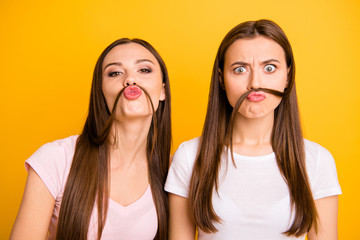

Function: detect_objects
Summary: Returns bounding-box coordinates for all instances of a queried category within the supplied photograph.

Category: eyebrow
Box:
[230,59,281,67]
[104,59,155,71]
[262,59,281,64]
[135,59,155,65]
[230,61,249,67]
[104,62,122,70]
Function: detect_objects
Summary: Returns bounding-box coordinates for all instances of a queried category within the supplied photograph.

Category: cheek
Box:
[264,72,288,90]
[267,95,282,107]
[224,79,248,107]
[148,83,164,108]
[102,83,123,112]
[102,89,114,112]
[144,74,164,98]
[274,78,287,91]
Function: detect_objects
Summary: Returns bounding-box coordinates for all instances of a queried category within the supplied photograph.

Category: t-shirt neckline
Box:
[226,148,275,161]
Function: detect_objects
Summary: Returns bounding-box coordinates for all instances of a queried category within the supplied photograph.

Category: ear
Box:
[219,70,225,90]
[285,67,290,88]
[159,83,166,101]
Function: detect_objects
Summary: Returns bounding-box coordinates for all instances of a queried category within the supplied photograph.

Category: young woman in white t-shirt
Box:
[11,39,171,239]
[165,20,341,240]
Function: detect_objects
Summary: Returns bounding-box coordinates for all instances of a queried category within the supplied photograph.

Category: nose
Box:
[247,70,260,90]
[123,72,138,87]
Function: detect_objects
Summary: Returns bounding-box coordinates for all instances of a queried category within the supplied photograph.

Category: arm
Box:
[307,195,339,240]
[169,193,196,240]
[10,167,55,240]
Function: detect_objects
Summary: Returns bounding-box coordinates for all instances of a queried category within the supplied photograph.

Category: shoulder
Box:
[177,137,201,152]
[43,135,78,152]
[165,137,200,197]
[177,137,201,149]
[32,135,78,154]
[26,135,79,169]
[25,135,79,199]
[303,139,334,168]
[173,137,201,164]
[304,139,332,158]
[303,139,335,175]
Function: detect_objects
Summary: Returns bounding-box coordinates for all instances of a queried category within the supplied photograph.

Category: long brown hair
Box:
[188,19,318,237]
[56,38,171,240]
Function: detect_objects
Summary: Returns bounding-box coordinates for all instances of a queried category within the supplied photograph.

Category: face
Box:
[102,42,165,120]
[222,36,288,119]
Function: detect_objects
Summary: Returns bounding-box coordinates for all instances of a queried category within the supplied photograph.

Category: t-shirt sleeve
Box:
[25,141,68,200]
[307,142,342,200]
[164,142,195,198]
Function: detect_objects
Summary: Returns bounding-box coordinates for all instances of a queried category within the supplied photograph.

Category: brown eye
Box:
[108,72,122,77]
[139,68,152,73]
[264,64,276,73]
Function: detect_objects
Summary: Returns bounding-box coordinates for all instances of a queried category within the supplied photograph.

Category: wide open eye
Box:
[234,66,247,74]
[264,64,276,73]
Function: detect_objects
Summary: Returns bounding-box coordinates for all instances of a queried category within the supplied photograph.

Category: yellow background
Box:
[1,0,359,238]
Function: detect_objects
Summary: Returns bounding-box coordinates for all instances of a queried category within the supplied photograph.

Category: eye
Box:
[139,68,152,73]
[108,71,123,77]
[234,66,247,74]
[264,64,276,73]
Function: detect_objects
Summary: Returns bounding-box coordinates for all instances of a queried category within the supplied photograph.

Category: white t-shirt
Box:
[165,137,341,240]
[25,135,157,240]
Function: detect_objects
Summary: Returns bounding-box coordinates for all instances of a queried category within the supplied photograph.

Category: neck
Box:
[231,112,274,156]
[108,116,152,168]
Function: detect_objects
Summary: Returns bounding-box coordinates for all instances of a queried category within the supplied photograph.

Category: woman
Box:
[165,20,341,239]
[11,38,171,240]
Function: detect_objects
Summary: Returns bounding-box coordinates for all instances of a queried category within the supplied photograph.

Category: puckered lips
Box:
[123,85,142,100]
[247,91,266,102]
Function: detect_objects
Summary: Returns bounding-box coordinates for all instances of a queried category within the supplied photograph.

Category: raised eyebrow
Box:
[104,62,122,71]
[262,59,281,65]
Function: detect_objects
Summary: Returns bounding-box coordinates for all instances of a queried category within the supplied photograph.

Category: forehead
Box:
[225,36,286,62]
[103,42,159,67]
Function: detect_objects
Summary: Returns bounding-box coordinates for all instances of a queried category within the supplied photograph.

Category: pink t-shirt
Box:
[25,135,158,240]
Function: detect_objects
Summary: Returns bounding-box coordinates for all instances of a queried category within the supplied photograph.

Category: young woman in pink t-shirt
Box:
[11,39,171,239]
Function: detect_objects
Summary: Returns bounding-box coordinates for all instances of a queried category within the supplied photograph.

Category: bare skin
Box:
[10,168,55,239]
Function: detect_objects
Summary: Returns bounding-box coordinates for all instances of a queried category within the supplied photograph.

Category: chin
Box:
[248,110,274,120]
[239,109,269,119]
[242,112,261,118]
[120,110,153,119]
